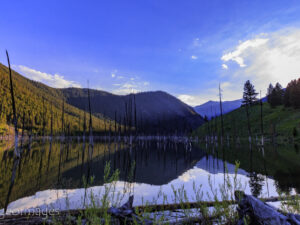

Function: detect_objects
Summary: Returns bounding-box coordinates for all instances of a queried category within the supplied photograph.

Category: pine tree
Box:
[269,82,284,107]
[284,79,300,108]
[291,78,300,108]
[242,80,258,106]
[267,83,274,104]
[242,80,258,144]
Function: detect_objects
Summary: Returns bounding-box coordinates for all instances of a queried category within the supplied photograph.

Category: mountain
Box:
[61,88,204,133]
[0,63,203,135]
[194,99,243,119]
[0,63,111,135]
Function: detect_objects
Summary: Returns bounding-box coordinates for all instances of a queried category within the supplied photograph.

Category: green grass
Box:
[50,161,243,224]
[194,103,300,142]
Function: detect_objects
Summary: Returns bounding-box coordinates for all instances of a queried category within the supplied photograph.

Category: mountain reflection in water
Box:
[0,140,299,213]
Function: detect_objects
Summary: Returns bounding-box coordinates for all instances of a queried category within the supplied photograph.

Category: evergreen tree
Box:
[269,82,284,107]
[242,80,258,143]
[291,78,300,108]
[284,80,295,107]
[284,79,300,108]
[242,80,258,106]
[267,83,274,104]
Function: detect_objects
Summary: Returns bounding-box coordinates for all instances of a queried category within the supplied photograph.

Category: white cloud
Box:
[219,28,300,98]
[177,94,205,106]
[177,94,217,106]
[221,38,269,67]
[112,77,150,95]
[15,65,81,88]
[222,64,228,70]
[193,38,202,48]
[111,73,116,78]
[177,82,239,106]
[191,55,198,60]
[178,94,194,103]
[113,82,140,95]
[122,83,136,89]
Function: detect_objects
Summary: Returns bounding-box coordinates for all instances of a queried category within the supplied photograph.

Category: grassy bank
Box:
[194,103,300,142]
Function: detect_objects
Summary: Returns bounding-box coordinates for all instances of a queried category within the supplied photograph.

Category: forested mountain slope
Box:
[0,63,203,135]
[61,88,204,133]
[0,63,108,135]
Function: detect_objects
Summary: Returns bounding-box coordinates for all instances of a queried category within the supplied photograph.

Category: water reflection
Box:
[0,140,300,213]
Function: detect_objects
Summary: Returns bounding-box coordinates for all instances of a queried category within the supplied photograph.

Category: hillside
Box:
[0,63,203,135]
[0,63,110,135]
[194,102,300,141]
[194,99,243,119]
[61,88,204,133]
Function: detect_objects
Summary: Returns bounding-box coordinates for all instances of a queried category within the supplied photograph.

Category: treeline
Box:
[267,78,300,108]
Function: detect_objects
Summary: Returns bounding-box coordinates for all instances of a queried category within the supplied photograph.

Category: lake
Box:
[0,139,299,213]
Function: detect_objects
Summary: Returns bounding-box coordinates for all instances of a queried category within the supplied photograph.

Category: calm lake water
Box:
[0,139,300,213]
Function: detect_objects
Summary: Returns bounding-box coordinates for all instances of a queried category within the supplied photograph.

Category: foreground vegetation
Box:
[2,159,300,224]
[1,161,245,224]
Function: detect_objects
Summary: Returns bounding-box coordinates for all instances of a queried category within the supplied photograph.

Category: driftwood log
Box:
[2,192,300,224]
[235,191,300,225]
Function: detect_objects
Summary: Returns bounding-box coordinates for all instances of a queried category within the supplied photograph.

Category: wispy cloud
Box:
[177,94,195,105]
[177,93,218,106]
[112,76,150,95]
[177,82,235,106]
[222,64,228,70]
[113,82,140,95]
[221,28,300,96]
[14,65,81,88]
[221,38,269,67]
[191,55,198,60]
[192,38,202,48]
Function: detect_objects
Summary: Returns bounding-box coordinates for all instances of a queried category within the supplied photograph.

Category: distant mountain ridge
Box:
[0,63,204,134]
[194,99,243,119]
[61,88,204,132]
[194,96,268,119]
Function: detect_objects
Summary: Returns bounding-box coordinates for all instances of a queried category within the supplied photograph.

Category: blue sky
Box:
[1,0,300,105]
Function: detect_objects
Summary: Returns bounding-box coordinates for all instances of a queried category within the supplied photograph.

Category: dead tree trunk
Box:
[245,104,252,144]
[235,191,300,225]
[260,91,264,146]
[50,103,53,139]
[219,84,224,145]
[6,50,20,158]
[87,82,93,159]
